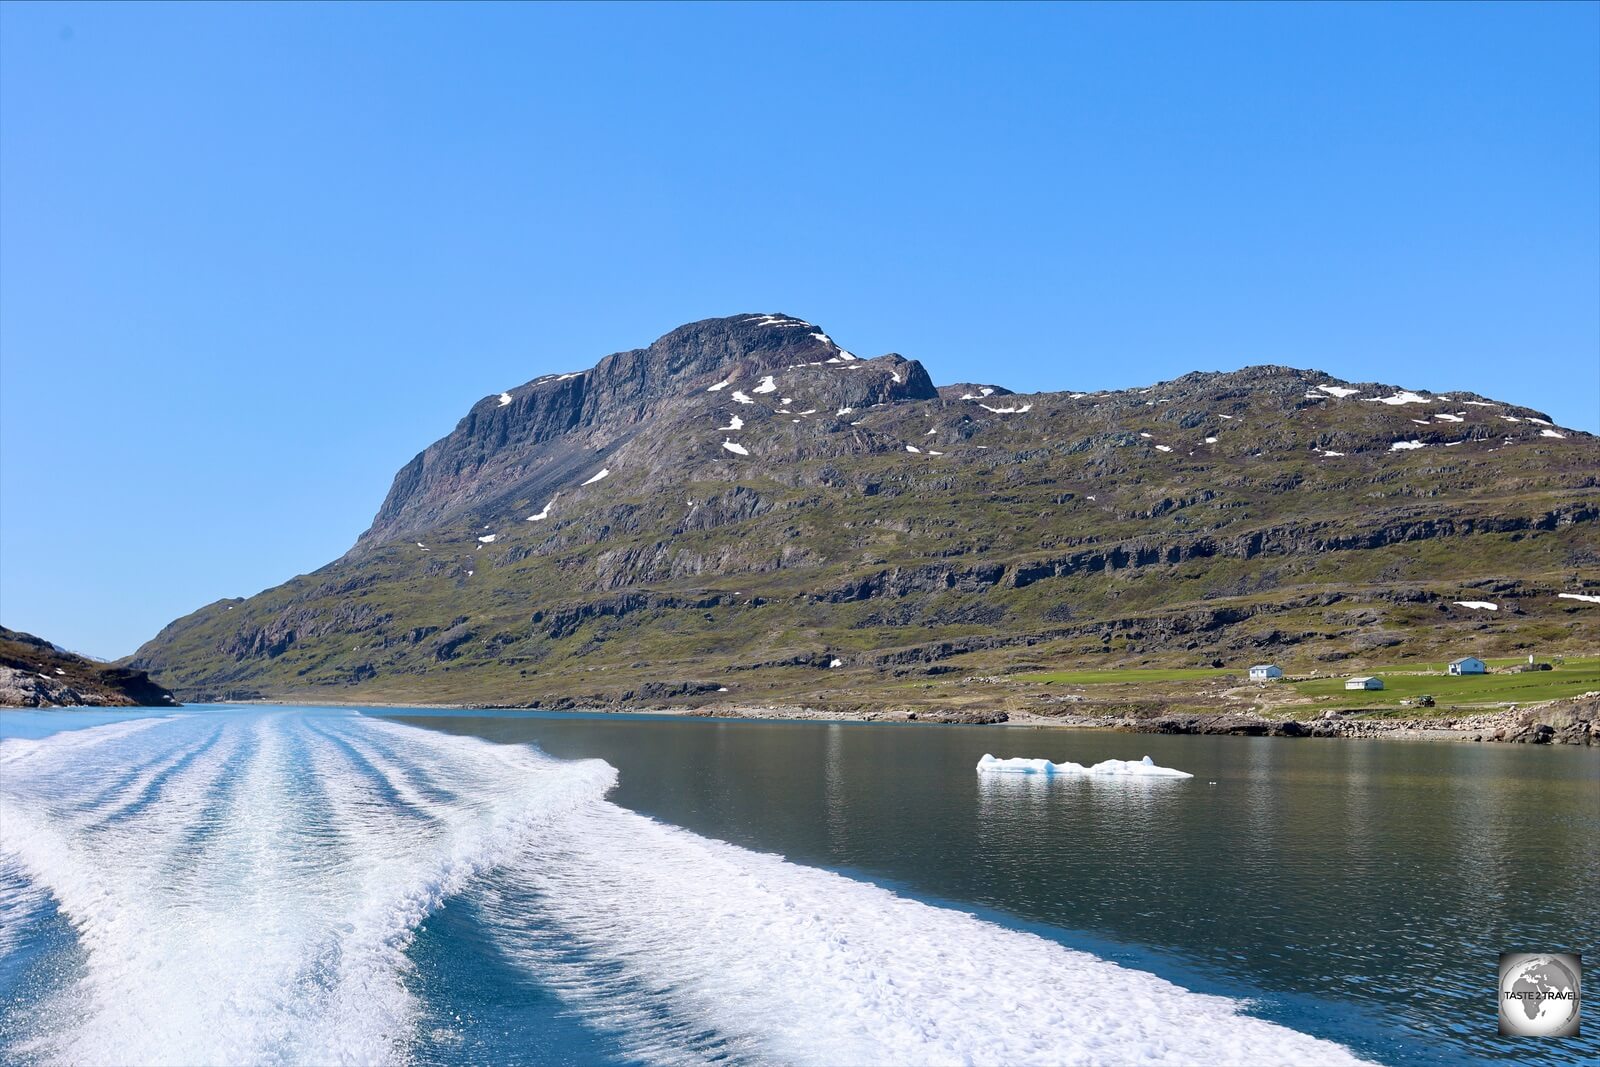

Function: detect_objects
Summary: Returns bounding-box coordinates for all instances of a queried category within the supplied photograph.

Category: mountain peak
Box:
[359,314,938,547]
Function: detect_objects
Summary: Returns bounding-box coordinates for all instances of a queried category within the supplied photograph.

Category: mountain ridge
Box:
[129,313,1599,709]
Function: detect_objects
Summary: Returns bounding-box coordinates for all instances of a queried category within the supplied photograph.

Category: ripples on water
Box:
[412,711,1600,1067]
[0,707,1592,1066]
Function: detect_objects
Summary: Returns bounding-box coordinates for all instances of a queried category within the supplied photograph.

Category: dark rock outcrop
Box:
[1,627,178,707]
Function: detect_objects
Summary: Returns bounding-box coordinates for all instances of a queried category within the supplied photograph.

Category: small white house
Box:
[1448,657,1487,676]
[1345,676,1384,691]
[1249,664,1283,681]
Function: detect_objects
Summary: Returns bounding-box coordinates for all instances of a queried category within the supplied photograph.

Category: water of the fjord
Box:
[1,705,1594,1066]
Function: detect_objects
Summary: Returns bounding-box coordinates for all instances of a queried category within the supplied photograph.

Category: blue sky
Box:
[2,2,1597,658]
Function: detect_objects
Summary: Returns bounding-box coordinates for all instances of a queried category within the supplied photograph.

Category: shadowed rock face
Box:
[360,314,937,548]
[127,313,1599,706]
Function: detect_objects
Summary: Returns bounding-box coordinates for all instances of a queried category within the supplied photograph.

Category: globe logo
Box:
[1499,952,1581,1037]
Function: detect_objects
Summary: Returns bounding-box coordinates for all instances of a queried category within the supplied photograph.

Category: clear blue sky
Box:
[2,2,1597,659]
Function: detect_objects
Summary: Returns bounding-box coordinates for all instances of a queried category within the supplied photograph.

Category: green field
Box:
[1289,657,1600,708]
[1014,668,1235,685]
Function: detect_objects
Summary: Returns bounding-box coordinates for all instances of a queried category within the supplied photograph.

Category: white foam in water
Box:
[0,712,612,1066]
[977,753,1195,779]
[479,799,1361,1066]
[0,713,1367,1067]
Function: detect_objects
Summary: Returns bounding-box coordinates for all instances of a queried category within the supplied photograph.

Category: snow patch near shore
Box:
[1453,601,1498,611]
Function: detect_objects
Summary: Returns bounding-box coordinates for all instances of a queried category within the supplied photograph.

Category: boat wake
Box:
[0,710,1371,1066]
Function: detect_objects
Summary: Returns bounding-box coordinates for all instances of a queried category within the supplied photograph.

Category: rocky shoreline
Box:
[113,691,1599,746]
[0,627,179,709]
[672,693,1599,745]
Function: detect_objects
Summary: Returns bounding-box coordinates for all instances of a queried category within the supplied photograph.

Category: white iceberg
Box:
[977,753,1193,779]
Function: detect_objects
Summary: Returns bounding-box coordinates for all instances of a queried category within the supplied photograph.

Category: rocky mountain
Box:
[129,313,1600,709]
[2,626,179,708]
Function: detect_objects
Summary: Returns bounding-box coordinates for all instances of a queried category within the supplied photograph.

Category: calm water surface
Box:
[400,710,1600,1066]
[0,705,1593,1066]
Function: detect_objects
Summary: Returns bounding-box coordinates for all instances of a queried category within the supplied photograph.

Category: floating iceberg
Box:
[977,753,1193,779]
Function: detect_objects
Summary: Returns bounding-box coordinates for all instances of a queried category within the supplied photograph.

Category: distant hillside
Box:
[2,627,178,708]
[129,313,1600,710]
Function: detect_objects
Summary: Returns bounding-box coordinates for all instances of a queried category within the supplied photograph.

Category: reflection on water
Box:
[398,712,1600,1066]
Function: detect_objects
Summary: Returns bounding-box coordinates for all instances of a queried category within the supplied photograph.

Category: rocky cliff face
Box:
[1,627,178,708]
[128,314,1600,706]
[359,314,937,548]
